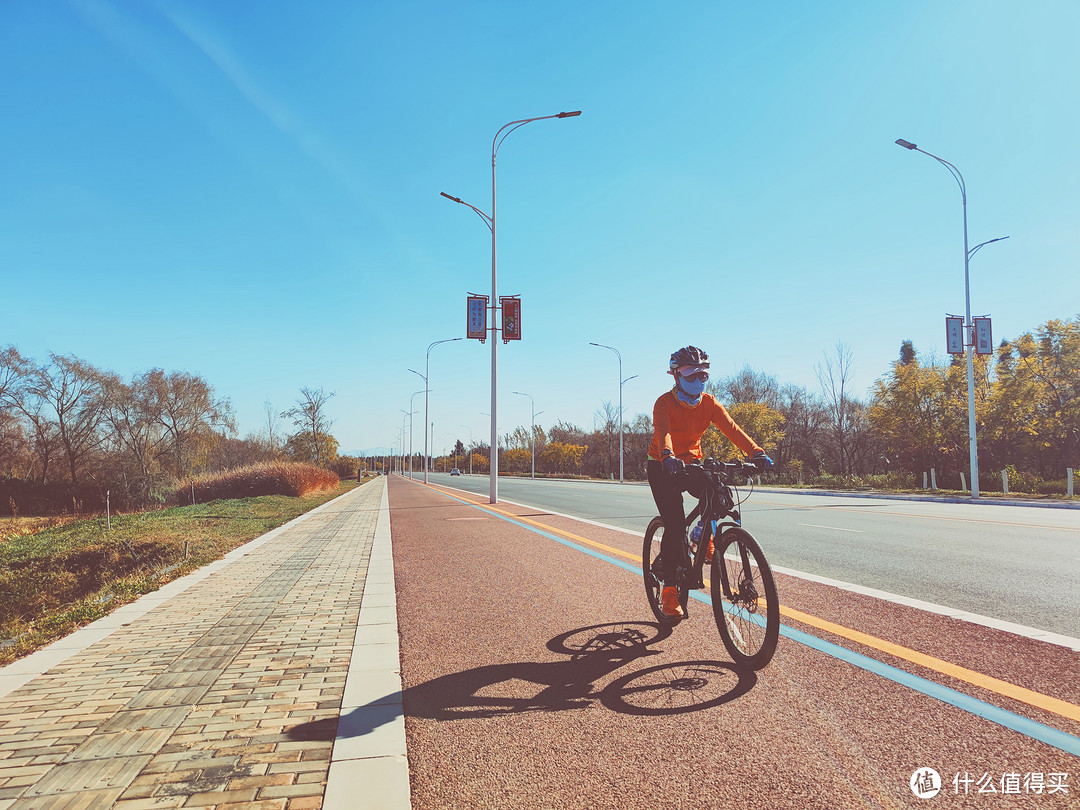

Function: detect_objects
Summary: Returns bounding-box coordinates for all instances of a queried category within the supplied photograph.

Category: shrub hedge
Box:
[176,462,339,504]
[0,479,107,517]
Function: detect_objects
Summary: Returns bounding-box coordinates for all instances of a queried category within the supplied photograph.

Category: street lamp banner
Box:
[945,316,964,355]
[501,296,521,342]
[974,317,993,355]
[467,295,488,342]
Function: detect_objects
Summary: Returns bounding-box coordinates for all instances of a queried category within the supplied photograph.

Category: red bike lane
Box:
[388,476,1079,809]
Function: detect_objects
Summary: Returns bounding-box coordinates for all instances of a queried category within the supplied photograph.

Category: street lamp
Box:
[409,337,461,485]
[399,410,414,477]
[589,342,637,483]
[969,235,1010,260]
[395,425,406,475]
[442,109,581,503]
[512,391,544,478]
[896,138,1004,498]
[406,389,428,479]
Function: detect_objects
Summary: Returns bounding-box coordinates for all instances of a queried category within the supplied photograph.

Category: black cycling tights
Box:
[646,460,702,584]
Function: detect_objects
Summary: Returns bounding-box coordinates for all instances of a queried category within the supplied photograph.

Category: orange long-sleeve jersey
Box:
[648,390,763,462]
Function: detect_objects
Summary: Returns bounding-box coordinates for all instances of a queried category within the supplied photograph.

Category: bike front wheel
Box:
[710,527,779,669]
[642,517,688,624]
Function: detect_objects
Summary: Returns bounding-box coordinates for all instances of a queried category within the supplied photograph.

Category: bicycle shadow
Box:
[403,621,756,721]
[286,622,758,743]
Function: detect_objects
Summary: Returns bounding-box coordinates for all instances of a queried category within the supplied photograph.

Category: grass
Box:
[1,515,81,543]
[0,477,366,665]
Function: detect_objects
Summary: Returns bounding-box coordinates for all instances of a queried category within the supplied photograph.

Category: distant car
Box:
[450,468,461,476]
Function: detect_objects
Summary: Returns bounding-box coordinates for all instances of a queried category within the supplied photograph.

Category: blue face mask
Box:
[676,376,706,402]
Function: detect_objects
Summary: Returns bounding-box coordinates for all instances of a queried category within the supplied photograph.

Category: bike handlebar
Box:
[686,458,766,481]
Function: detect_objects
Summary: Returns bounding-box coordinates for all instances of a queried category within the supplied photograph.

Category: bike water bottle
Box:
[690,519,704,552]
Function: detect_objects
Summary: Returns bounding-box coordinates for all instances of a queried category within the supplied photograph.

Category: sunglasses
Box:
[679,371,709,383]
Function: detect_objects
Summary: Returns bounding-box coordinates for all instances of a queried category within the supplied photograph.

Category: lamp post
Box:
[896,138,998,498]
[479,412,496,475]
[589,342,637,483]
[512,391,544,478]
[409,337,461,485]
[442,109,581,503]
[395,426,406,475]
[406,389,428,479]
[399,410,414,478]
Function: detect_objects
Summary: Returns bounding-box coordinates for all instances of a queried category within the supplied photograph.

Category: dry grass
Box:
[0,478,361,664]
[178,462,340,504]
[1,515,81,543]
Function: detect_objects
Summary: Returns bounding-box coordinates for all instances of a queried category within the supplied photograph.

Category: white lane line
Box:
[769,565,1080,652]
[796,522,864,533]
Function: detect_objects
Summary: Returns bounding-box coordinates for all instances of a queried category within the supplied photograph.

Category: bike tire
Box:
[710,527,779,669]
[642,517,689,624]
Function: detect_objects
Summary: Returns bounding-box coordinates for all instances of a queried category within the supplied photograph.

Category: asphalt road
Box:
[414,472,1080,640]
[389,476,1080,809]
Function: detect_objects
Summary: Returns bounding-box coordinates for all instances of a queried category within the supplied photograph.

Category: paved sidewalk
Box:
[0,477,408,810]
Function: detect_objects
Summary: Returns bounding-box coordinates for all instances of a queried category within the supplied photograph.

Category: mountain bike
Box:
[642,458,780,669]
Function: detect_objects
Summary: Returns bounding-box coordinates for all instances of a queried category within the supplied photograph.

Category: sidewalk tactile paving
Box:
[0,478,399,809]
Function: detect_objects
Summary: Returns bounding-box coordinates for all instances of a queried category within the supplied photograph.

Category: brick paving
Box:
[0,477,395,810]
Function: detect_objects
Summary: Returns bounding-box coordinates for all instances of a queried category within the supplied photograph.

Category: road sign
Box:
[467,296,488,342]
[946,316,964,355]
[501,296,521,342]
[974,317,993,355]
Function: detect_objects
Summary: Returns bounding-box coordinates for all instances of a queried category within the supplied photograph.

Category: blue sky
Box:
[3,1,1078,457]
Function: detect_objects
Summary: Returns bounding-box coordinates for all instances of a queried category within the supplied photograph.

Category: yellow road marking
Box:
[420,481,1080,724]
[779,605,1080,723]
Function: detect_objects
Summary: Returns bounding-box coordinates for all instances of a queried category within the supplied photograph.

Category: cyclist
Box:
[647,346,774,619]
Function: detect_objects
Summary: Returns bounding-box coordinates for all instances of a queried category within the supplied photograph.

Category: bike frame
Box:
[643,456,780,668]
[680,462,757,594]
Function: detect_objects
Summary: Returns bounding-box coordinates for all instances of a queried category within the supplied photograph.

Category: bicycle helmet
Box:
[668,346,710,376]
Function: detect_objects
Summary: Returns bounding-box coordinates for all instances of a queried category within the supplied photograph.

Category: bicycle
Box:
[642,458,780,669]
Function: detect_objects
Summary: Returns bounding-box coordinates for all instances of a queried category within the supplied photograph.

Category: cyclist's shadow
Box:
[405,622,757,720]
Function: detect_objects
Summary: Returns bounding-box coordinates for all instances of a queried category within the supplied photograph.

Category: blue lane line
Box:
[435,487,1080,758]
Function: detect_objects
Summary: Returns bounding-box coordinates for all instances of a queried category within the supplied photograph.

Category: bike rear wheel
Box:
[642,517,688,624]
[710,527,779,668]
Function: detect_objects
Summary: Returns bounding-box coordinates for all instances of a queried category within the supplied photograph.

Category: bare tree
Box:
[815,342,858,476]
[0,348,31,478]
[0,346,27,407]
[776,383,828,470]
[622,412,652,480]
[263,400,281,453]
[18,401,60,484]
[99,370,172,500]
[282,387,336,466]
[148,370,234,477]
[23,354,104,486]
[718,365,782,408]
[592,401,620,478]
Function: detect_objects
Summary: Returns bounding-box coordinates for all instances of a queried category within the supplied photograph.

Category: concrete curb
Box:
[325,477,411,809]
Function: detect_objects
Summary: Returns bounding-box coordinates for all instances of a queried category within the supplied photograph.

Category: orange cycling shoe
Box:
[660,586,685,619]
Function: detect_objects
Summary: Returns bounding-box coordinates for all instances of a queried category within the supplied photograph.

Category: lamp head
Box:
[557,110,582,118]
[895,138,917,150]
